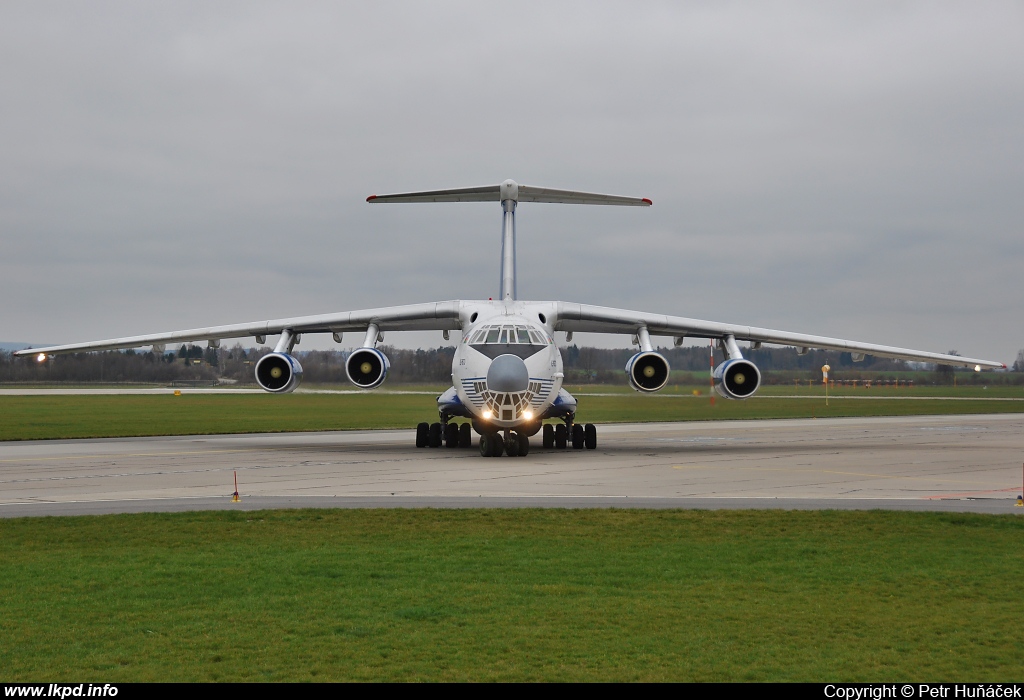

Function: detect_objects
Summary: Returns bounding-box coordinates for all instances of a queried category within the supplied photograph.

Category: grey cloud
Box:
[1,1,1021,361]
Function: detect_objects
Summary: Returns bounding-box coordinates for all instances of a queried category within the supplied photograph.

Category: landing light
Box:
[523,410,533,420]
[482,409,493,420]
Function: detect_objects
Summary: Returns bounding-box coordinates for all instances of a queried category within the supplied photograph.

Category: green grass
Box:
[1,508,1022,681]
[1,391,1023,441]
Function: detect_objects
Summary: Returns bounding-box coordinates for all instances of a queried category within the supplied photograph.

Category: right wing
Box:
[553,301,1005,369]
[14,301,463,356]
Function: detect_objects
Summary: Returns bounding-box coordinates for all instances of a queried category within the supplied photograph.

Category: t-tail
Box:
[367,179,651,301]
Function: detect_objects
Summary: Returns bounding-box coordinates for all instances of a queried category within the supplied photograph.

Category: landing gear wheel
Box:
[444,423,459,448]
[480,433,503,457]
[571,423,584,449]
[459,423,472,448]
[584,423,597,450]
[518,433,530,457]
[554,424,567,449]
[505,432,520,457]
[416,422,429,448]
[542,424,554,449]
[429,422,442,448]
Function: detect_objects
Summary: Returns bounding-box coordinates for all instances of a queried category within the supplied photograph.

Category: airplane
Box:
[15,179,1005,457]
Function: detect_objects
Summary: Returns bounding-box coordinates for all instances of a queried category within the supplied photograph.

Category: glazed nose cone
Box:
[486,354,529,392]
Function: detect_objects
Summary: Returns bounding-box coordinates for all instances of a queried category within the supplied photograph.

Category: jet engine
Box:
[625,351,670,393]
[345,347,390,389]
[713,358,761,399]
[255,352,303,393]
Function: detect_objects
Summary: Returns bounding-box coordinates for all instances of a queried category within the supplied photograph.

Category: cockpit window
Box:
[471,324,547,345]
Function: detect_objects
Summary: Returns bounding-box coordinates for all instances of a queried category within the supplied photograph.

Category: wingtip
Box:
[641,198,653,206]
[366,195,377,203]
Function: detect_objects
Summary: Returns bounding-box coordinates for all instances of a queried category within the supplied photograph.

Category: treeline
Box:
[1,343,1019,386]
[0,344,457,385]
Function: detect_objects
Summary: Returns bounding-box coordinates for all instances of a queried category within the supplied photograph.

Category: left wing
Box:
[13,301,462,356]
[553,302,1005,369]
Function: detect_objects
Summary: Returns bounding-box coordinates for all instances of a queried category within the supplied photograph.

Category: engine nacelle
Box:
[625,351,670,393]
[345,347,390,389]
[713,358,761,399]
[254,352,303,393]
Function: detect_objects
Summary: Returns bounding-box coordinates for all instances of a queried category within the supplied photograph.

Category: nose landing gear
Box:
[478,431,529,457]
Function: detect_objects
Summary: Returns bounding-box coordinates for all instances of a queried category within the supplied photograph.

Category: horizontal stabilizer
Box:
[518,186,651,206]
[367,185,500,204]
[367,179,651,206]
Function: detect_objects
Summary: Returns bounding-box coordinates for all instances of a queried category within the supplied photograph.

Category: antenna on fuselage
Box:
[366,180,652,301]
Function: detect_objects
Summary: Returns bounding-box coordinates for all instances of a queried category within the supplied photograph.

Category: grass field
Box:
[1,388,1023,441]
[1,508,1022,682]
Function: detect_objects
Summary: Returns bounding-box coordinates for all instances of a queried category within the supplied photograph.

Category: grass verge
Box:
[1,392,1023,441]
[1,508,1022,681]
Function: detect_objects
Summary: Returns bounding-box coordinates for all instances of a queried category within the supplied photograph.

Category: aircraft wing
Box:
[13,301,463,356]
[552,302,1005,369]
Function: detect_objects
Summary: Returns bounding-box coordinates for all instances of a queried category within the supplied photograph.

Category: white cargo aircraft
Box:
[15,180,1005,457]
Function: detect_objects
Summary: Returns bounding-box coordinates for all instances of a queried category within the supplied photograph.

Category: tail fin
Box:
[365,179,651,302]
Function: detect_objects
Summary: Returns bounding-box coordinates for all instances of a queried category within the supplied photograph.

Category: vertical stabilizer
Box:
[367,180,651,300]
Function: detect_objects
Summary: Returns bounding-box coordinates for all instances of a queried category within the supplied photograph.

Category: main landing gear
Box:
[415,413,596,456]
[416,420,473,449]
[541,414,597,450]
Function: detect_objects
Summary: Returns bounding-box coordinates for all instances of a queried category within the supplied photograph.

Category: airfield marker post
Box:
[232,470,241,503]
[1017,464,1023,507]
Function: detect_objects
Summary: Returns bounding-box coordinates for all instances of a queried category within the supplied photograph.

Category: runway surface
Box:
[2,414,1023,517]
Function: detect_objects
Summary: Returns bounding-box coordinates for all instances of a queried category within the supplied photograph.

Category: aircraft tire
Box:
[554,424,567,449]
[490,433,504,457]
[429,422,442,448]
[518,433,530,457]
[584,424,597,450]
[444,423,459,448]
[479,435,493,457]
[459,423,472,448]
[571,423,584,449]
[505,433,520,457]
[416,422,429,448]
[542,424,554,449]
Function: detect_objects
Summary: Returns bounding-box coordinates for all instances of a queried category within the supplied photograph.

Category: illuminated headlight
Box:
[975,365,981,372]
[482,410,493,420]
[523,410,533,420]
[36,353,46,363]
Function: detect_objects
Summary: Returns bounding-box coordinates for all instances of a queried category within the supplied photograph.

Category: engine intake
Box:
[346,347,390,389]
[713,358,761,399]
[255,352,303,393]
[625,351,670,393]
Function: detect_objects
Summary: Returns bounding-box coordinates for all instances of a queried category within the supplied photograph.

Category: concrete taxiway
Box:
[1,414,1022,517]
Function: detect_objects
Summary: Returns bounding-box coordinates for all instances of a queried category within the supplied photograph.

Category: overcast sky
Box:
[2,2,1021,362]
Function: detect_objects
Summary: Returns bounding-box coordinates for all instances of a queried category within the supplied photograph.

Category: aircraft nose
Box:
[486,354,529,392]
